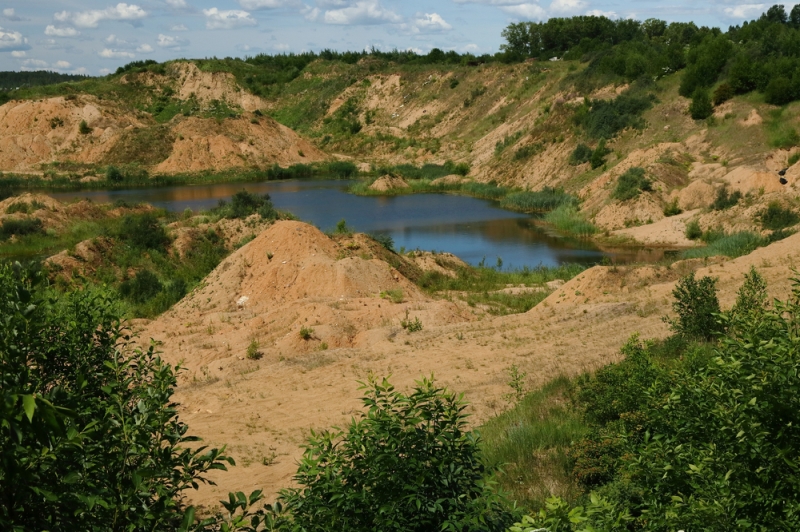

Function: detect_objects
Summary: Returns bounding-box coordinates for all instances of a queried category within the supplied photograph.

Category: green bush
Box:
[711,186,742,210]
[212,190,277,220]
[682,231,766,258]
[119,269,163,304]
[612,167,651,201]
[278,377,514,532]
[105,165,123,182]
[760,201,799,230]
[369,232,394,251]
[789,152,800,166]
[664,272,722,341]
[568,143,593,166]
[663,198,682,216]
[116,213,170,250]
[578,92,653,139]
[0,218,44,240]
[764,77,796,106]
[589,139,609,169]
[689,88,713,120]
[0,265,231,531]
[685,219,702,239]
[712,82,734,106]
[78,119,92,134]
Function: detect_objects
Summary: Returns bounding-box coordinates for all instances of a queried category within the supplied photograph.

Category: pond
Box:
[47,179,662,269]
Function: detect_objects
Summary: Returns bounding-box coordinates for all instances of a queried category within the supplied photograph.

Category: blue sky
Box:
[0,0,795,75]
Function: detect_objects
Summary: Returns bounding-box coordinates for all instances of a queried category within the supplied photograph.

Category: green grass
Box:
[479,376,587,511]
[543,205,598,237]
[465,290,550,315]
[500,188,577,213]
[682,231,766,259]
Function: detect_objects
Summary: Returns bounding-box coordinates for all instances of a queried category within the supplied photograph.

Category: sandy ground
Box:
[136,220,800,512]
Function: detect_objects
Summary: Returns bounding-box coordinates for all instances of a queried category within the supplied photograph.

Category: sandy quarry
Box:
[134,219,800,511]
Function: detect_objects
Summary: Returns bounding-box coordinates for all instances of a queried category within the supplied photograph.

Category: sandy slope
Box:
[136,220,800,511]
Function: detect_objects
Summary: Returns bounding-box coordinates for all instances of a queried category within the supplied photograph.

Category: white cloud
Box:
[99,68,112,74]
[302,5,321,20]
[550,0,587,15]
[3,8,26,21]
[500,3,547,19]
[99,48,136,58]
[54,60,71,68]
[157,34,188,48]
[723,4,766,18]
[137,44,153,52]
[11,50,26,57]
[0,26,30,51]
[323,0,402,25]
[55,3,148,29]
[166,0,189,8]
[45,25,81,37]
[585,9,618,18]
[239,0,300,9]
[409,12,452,33]
[203,8,257,29]
[22,58,49,68]
[170,24,189,31]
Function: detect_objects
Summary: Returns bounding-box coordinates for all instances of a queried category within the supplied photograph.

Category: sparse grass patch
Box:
[380,289,404,304]
[612,167,651,201]
[760,201,799,231]
[500,187,577,213]
[465,290,549,315]
[682,231,765,259]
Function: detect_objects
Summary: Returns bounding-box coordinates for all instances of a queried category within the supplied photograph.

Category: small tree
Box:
[280,376,513,532]
[590,139,608,169]
[664,272,722,341]
[689,88,713,120]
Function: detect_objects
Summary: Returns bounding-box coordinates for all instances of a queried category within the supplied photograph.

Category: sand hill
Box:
[135,220,800,510]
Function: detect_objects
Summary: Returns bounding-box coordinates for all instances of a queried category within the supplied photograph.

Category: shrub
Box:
[589,139,608,169]
[279,376,513,532]
[400,309,423,332]
[664,272,722,341]
[712,82,734,106]
[119,269,163,304]
[0,265,231,531]
[683,231,766,258]
[685,219,702,240]
[663,199,682,216]
[333,218,352,235]
[568,143,593,166]
[579,92,652,139]
[689,88,713,120]
[730,266,768,321]
[789,152,800,166]
[5,202,31,214]
[117,213,170,250]
[106,165,123,182]
[0,218,44,240]
[449,78,459,89]
[323,160,358,178]
[246,339,262,360]
[764,77,795,106]
[711,186,742,210]
[612,167,651,201]
[380,289,403,304]
[78,119,92,134]
[369,232,394,251]
[299,326,314,340]
[760,201,799,230]
[214,190,276,220]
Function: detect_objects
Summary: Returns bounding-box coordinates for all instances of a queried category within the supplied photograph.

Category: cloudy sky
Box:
[0,0,793,75]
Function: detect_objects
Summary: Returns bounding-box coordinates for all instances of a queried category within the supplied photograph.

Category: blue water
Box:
[47,179,656,269]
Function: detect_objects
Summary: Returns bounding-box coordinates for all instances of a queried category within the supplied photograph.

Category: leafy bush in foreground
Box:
[279,377,514,532]
[664,272,722,341]
[0,264,231,531]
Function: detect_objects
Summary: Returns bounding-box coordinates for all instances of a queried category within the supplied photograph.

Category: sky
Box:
[0,0,795,75]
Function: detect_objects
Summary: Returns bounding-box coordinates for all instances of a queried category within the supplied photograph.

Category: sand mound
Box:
[675,180,717,210]
[431,174,467,186]
[369,175,410,191]
[722,166,784,195]
[613,209,701,246]
[594,194,665,231]
[740,109,763,126]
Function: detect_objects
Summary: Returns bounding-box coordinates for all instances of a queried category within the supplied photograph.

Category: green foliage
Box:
[450,78,460,89]
[116,213,170,250]
[509,495,631,532]
[685,219,702,239]
[379,289,404,304]
[789,152,800,166]
[0,70,90,91]
[105,126,175,166]
[0,265,232,531]
[299,326,314,340]
[543,205,598,237]
[213,190,277,220]
[712,82,734,105]
[279,376,514,532]
[568,143,593,166]
[731,266,769,321]
[504,364,528,405]
[322,160,359,178]
[662,199,682,216]
[495,132,524,156]
[333,218,353,235]
[500,187,577,213]
[577,92,653,140]
[711,186,742,210]
[664,272,722,340]
[105,165,123,182]
[369,232,394,251]
[119,269,163,304]
[0,218,44,240]
[513,143,543,161]
[589,139,609,169]
[78,120,92,135]
[680,34,734,98]
[246,339,262,360]
[400,309,423,332]
[682,230,766,258]
[689,87,714,119]
[760,201,799,230]
[611,167,651,201]
[5,201,44,215]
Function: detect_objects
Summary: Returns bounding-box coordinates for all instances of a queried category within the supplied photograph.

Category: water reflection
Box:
[46,180,660,269]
